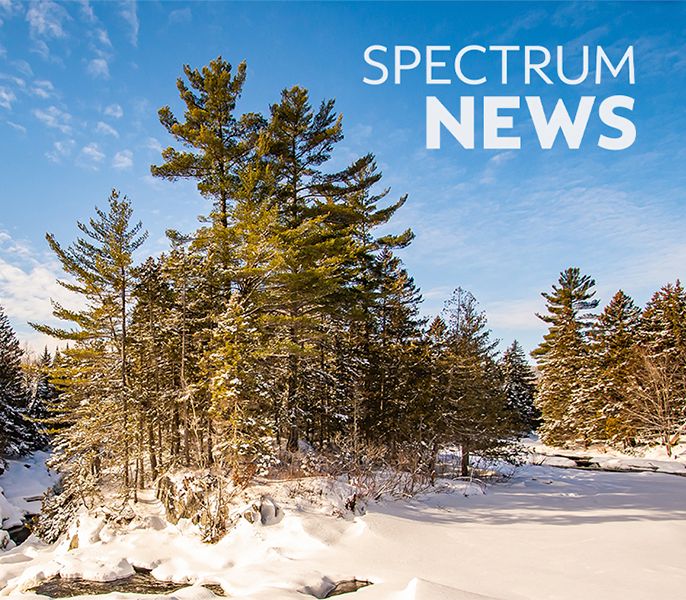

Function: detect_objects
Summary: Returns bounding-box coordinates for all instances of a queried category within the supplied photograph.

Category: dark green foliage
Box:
[33,57,532,506]
[152,57,264,228]
[430,289,520,475]
[584,290,642,444]
[501,340,539,434]
[533,267,599,446]
[0,306,44,456]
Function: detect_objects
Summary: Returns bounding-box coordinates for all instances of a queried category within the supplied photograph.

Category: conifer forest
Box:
[1,59,685,591]
[2,56,685,503]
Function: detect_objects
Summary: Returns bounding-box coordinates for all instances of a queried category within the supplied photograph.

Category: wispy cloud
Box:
[169,7,191,25]
[95,27,111,48]
[5,120,26,134]
[104,103,123,118]
[119,0,139,46]
[95,120,118,137]
[87,57,109,79]
[45,138,75,163]
[143,136,162,153]
[0,229,81,351]
[33,105,72,133]
[0,0,22,24]
[112,149,133,169]
[0,86,16,109]
[30,79,54,98]
[26,0,70,39]
[12,60,33,77]
[78,0,96,22]
[77,142,104,168]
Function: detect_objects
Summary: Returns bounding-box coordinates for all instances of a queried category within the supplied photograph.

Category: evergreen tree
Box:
[151,56,264,228]
[501,340,539,434]
[26,346,58,421]
[32,190,147,491]
[361,249,424,443]
[434,289,516,476]
[640,280,686,360]
[263,86,375,450]
[628,281,686,450]
[533,267,598,446]
[0,306,40,456]
[583,290,641,445]
[0,306,25,408]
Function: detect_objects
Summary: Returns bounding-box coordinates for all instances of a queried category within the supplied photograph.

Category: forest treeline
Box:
[21,57,535,499]
[1,57,684,513]
[534,268,686,454]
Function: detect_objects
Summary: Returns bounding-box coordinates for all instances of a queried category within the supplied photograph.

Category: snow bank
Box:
[525,436,686,475]
[1,451,57,552]
[2,466,686,599]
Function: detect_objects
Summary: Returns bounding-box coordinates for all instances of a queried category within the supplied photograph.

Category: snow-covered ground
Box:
[1,453,685,600]
[1,452,57,550]
[524,436,686,475]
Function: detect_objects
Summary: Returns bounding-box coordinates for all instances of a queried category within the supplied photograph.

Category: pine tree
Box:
[533,267,599,446]
[640,280,686,360]
[628,281,686,451]
[362,249,424,443]
[501,340,539,434]
[151,56,264,228]
[434,289,515,475]
[263,86,369,450]
[32,190,148,491]
[0,306,25,408]
[583,290,641,445]
[0,306,40,456]
[26,346,58,421]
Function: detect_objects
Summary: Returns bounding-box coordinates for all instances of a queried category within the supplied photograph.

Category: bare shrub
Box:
[627,352,686,456]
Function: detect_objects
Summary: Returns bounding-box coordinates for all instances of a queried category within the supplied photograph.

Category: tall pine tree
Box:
[533,267,598,446]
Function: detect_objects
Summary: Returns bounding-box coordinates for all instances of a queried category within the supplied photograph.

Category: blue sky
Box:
[0,1,684,355]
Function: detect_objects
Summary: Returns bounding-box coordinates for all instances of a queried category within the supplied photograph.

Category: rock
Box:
[0,529,15,551]
[325,579,372,597]
[259,496,283,525]
[241,496,284,526]
[68,533,79,550]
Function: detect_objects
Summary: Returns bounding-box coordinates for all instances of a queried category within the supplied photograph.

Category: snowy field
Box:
[1,454,685,599]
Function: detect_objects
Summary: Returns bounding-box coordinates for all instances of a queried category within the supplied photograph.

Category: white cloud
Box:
[30,79,54,98]
[144,136,162,152]
[12,60,33,76]
[169,7,191,24]
[6,120,26,134]
[0,73,26,89]
[104,103,123,118]
[26,0,70,39]
[0,86,16,109]
[77,142,105,168]
[96,27,111,47]
[31,39,51,60]
[95,120,119,137]
[112,149,133,169]
[45,138,75,162]
[0,229,83,352]
[78,0,96,22]
[488,151,516,166]
[119,0,139,46]
[483,298,548,332]
[33,105,72,133]
[0,0,22,21]
[87,57,109,79]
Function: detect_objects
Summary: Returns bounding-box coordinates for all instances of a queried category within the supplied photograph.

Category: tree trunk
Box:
[286,353,299,452]
[460,445,470,477]
[148,421,158,481]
